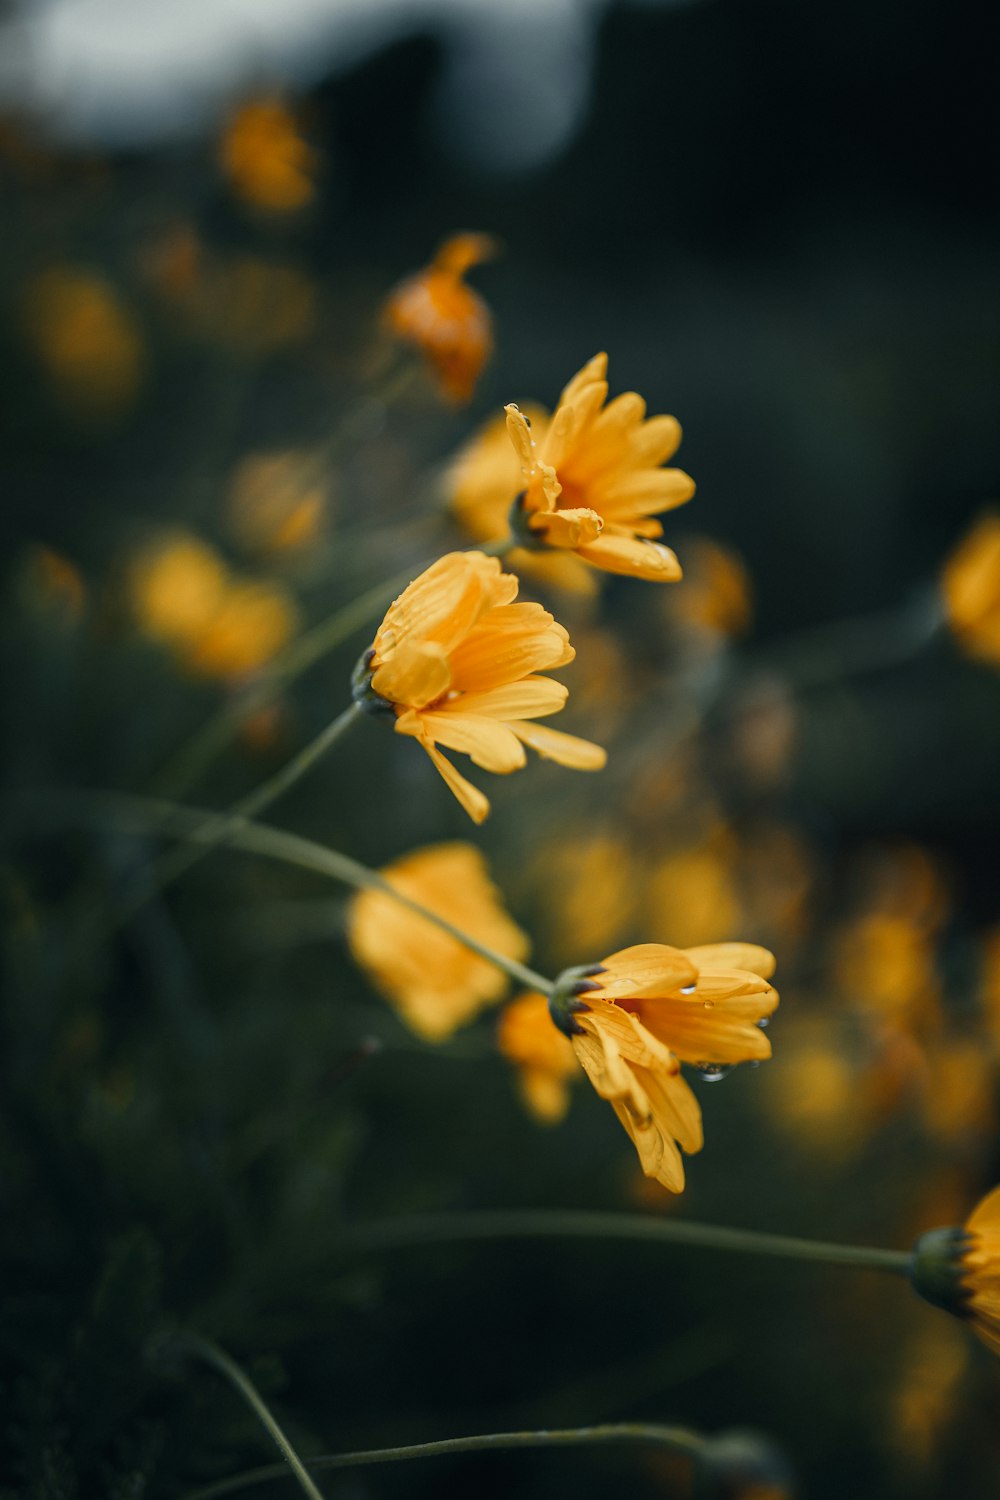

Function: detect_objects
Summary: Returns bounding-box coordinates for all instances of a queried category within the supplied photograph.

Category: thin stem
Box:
[340,1209,914,1275]
[182,1422,705,1500]
[154,535,515,799]
[172,1332,327,1500]
[86,792,553,995]
[118,705,363,925]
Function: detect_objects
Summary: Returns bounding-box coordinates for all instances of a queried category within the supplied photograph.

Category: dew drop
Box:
[756,1017,770,1030]
[696,1063,735,1083]
[680,984,696,995]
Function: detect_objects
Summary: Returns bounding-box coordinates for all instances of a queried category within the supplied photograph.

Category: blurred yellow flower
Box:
[384,233,497,403]
[669,536,753,637]
[942,511,1000,666]
[497,991,578,1123]
[227,450,328,556]
[912,1184,1000,1358]
[531,831,640,965]
[920,1036,997,1146]
[646,840,743,949]
[833,913,940,1029]
[355,550,605,823]
[181,578,299,680]
[128,534,228,647]
[570,942,778,1191]
[449,408,596,595]
[22,267,143,419]
[127,532,298,680]
[505,353,694,580]
[888,1320,968,1472]
[221,97,317,212]
[348,843,528,1041]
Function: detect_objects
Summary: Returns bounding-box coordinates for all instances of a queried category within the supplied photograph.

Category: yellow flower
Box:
[569,942,778,1191]
[221,97,316,212]
[384,233,497,403]
[355,550,606,823]
[497,992,578,1124]
[22,267,143,419]
[942,511,1000,666]
[128,534,228,648]
[347,843,529,1041]
[449,408,596,595]
[505,353,695,580]
[127,532,298,680]
[911,1185,1000,1357]
[180,578,298,680]
[227,449,328,556]
[668,536,753,637]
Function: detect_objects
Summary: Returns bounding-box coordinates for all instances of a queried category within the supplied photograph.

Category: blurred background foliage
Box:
[2,1,1000,1496]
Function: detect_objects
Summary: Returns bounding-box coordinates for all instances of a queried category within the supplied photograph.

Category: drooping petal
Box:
[422,742,490,823]
[509,720,607,770]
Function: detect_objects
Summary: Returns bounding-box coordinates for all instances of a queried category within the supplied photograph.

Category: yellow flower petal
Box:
[509,721,607,770]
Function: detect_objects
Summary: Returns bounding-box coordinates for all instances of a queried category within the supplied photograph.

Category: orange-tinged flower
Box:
[942,511,1000,666]
[498,991,578,1124]
[384,234,497,403]
[568,941,778,1191]
[221,97,317,212]
[348,843,529,1041]
[505,353,695,581]
[912,1185,1000,1358]
[354,550,606,823]
[449,408,596,595]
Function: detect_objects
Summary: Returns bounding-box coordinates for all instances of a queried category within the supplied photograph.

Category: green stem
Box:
[88,792,552,995]
[118,705,363,924]
[172,1333,327,1500]
[340,1208,913,1275]
[154,538,514,798]
[181,1422,705,1500]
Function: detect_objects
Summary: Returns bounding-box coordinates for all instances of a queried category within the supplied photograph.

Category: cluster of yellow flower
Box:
[341,237,781,1193]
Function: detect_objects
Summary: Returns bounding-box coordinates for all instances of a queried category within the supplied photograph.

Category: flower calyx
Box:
[909,1225,973,1315]
[351,646,396,720]
[548,963,605,1038]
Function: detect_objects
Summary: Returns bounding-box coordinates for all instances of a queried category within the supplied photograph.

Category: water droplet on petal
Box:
[680,984,696,995]
[756,1017,770,1030]
[696,1063,735,1083]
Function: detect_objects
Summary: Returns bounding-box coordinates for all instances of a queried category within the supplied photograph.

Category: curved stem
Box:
[87,792,553,995]
[154,536,514,799]
[118,705,363,925]
[172,1332,327,1500]
[181,1422,705,1500]
[340,1208,913,1275]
